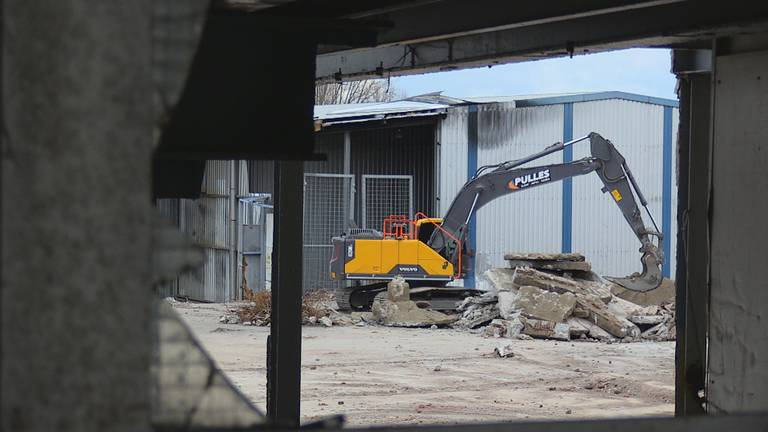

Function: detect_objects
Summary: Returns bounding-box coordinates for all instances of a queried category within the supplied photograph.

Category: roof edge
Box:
[512,91,678,108]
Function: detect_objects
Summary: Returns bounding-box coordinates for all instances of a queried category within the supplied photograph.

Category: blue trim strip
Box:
[466,105,478,288]
[513,91,679,108]
[562,103,574,253]
[662,106,673,278]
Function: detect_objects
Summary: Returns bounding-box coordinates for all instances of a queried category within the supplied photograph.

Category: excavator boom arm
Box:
[428,132,663,292]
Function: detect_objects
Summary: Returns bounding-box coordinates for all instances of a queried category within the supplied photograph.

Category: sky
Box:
[391,48,677,101]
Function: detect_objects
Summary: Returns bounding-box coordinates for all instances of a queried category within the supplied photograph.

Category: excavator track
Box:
[335,282,481,311]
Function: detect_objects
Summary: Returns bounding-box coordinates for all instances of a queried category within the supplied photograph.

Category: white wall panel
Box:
[474,104,564,289]
[572,100,667,277]
[438,107,469,216]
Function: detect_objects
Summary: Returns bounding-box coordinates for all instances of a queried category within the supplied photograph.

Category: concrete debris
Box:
[497,291,518,319]
[520,317,571,341]
[507,259,592,272]
[319,316,333,327]
[219,314,240,325]
[627,314,666,325]
[511,286,576,322]
[387,276,410,302]
[568,317,614,341]
[504,252,586,262]
[512,267,590,295]
[472,253,674,342]
[453,302,500,329]
[372,279,457,327]
[494,344,516,358]
[483,268,518,292]
[575,294,638,338]
[566,317,590,338]
[483,319,508,338]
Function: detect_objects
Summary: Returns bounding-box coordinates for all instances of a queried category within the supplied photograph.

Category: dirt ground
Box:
[172,301,674,427]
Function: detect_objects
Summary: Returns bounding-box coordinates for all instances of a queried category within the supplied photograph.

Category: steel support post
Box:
[267,160,304,427]
[674,72,711,415]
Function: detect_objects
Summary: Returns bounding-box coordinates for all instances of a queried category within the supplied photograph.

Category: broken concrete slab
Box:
[520,317,570,341]
[568,317,614,341]
[504,252,586,262]
[627,314,666,325]
[507,259,592,272]
[453,303,500,329]
[641,320,675,340]
[387,276,410,302]
[511,286,576,322]
[457,292,497,309]
[371,278,457,327]
[512,267,588,295]
[371,298,457,327]
[575,294,638,338]
[483,319,509,338]
[497,291,518,319]
[483,268,518,292]
[505,316,525,339]
[606,296,643,320]
[566,317,590,338]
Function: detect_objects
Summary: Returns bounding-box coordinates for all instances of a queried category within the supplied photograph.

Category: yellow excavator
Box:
[330,132,664,309]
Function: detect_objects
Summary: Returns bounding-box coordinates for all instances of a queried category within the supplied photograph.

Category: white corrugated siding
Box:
[474,104,564,289]
[571,99,675,277]
[156,160,242,302]
[438,107,468,216]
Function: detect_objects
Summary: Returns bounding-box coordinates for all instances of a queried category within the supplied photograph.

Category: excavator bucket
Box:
[605,248,664,292]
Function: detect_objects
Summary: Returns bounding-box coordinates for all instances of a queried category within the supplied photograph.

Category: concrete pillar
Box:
[1,2,154,431]
[707,46,768,412]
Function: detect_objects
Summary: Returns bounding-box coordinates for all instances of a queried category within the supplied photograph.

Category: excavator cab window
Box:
[417,222,437,244]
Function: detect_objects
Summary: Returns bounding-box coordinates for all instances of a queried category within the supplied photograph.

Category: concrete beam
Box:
[317,2,768,81]
[673,49,713,75]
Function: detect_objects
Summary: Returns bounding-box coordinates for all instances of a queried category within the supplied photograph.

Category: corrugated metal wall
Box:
[438,99,678,288]
[156,160,249,302]
[248,132,346,194]
[350,123,436,219]
[571,99,676,278]
[307,132,345,174]
[438,107,469,216]
[474,104,565,289]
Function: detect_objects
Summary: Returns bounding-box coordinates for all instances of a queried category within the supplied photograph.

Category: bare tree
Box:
[315,79,402,105]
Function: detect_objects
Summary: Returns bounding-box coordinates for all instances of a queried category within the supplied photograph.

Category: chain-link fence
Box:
[303,174,354,291]
[361,175,413,231]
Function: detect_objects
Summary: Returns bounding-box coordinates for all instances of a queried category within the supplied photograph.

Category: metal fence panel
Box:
[303,174,354,291]
[361,175,413,231]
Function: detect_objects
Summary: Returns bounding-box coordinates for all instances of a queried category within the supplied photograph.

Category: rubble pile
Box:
[371,276,457,327]
[226,288,359,327]
[455,253,675,342]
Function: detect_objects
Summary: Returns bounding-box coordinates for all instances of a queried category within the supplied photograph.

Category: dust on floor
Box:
[172,301,674,427]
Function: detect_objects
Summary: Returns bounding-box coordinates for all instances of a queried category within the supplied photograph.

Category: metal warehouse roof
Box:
[314,100,450,126]
[314,91,678,126]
